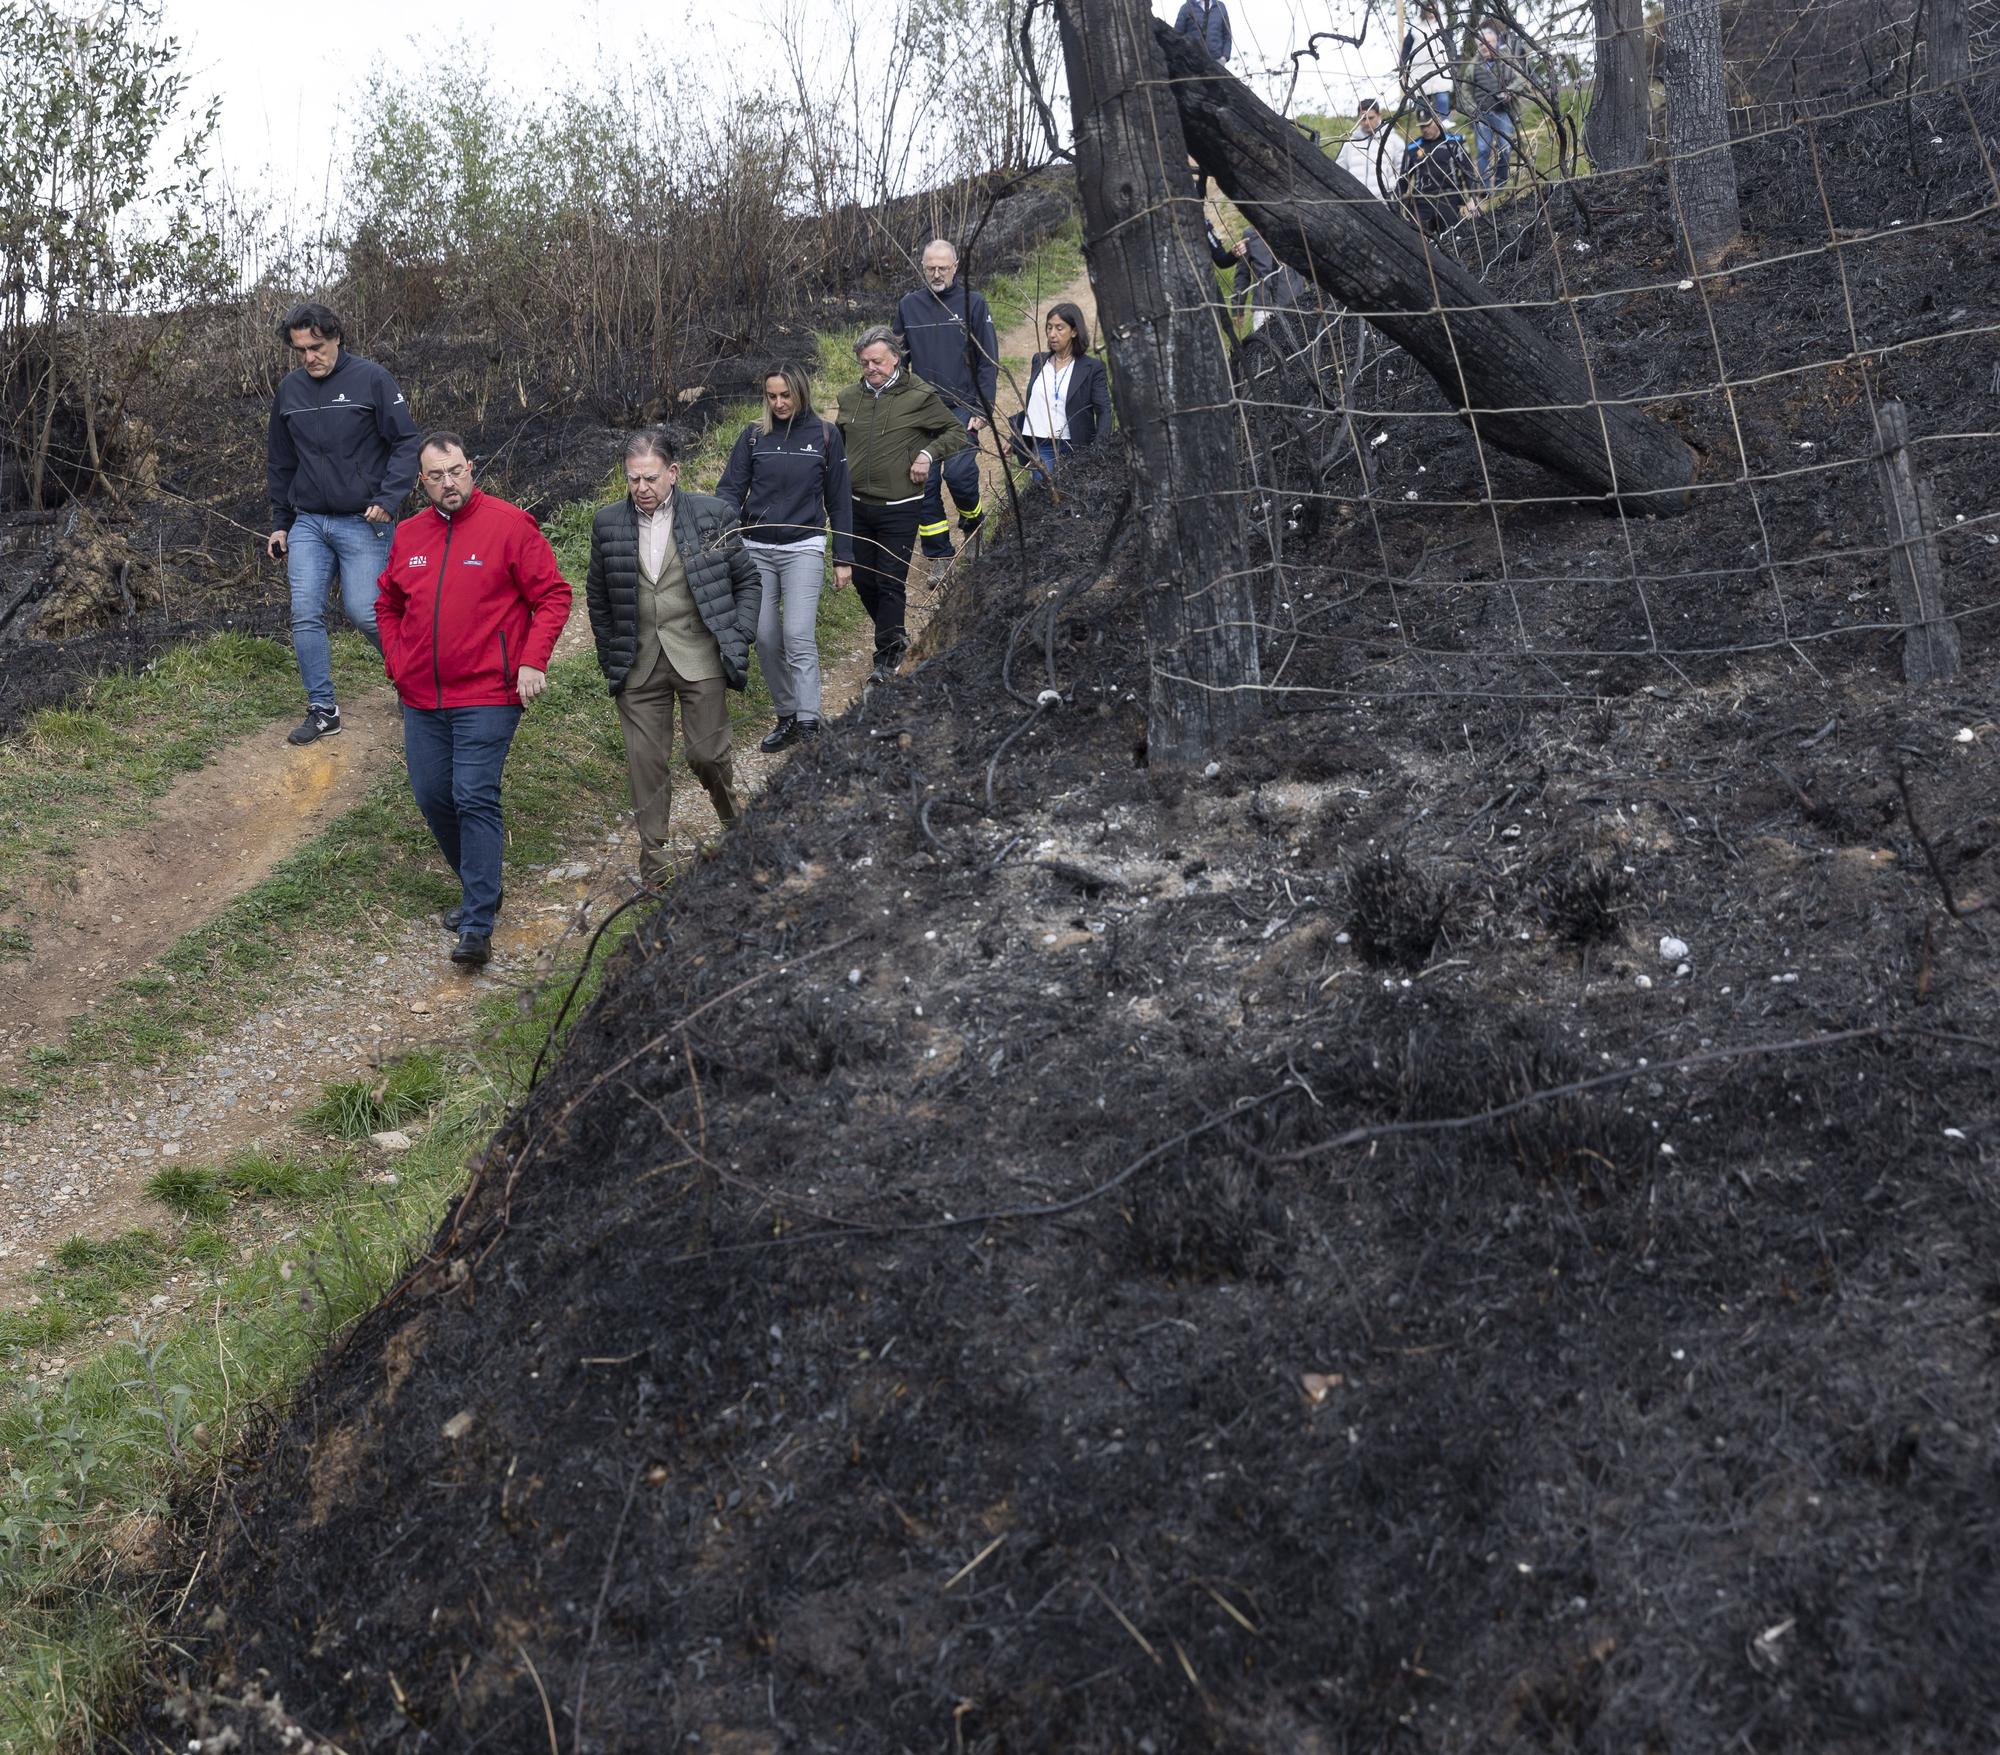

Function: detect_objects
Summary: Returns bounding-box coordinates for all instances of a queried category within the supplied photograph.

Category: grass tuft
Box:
[143,1166,230,1220]
[302,1047,451,1139]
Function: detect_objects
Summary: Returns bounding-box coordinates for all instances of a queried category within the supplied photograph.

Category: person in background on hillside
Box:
[1398,110,1483,236]
[715,364,855,754]
[892,240,997,583]
[266,301,420,746]
[1229,227,1315,332]
[1010,302,1112,478]
[1172,0,1232,61]
[374,434,570,969]
[1400,0,1458,122]
[1467,24,1527,189]
[1335,97,1396,201]
[836,326,966,683]
[585,430,761,888]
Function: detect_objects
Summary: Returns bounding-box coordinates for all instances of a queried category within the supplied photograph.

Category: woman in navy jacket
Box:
[716,364,855,751]
[1010,302,1112,478]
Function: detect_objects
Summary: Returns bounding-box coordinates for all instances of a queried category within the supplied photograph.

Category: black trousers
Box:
[850,497,919,659]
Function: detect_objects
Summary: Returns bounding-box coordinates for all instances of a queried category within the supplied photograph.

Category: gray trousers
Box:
[615,656,738,881]
[749,544,825,722]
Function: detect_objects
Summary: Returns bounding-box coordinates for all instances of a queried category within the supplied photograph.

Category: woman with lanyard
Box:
[1010,302,1112,478]
[716,363,855,752]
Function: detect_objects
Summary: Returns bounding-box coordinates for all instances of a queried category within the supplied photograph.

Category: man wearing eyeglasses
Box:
[266,301,421,745]
[374,433,572,968]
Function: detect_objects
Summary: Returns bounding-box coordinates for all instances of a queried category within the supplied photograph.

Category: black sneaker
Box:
[443,892,503,932]
[449,932,492,968]
[759,716,798,753]
[287,704,341,745]
[868,649,905,684]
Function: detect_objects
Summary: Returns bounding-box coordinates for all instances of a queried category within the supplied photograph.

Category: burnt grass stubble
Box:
[119,101,2000,1755]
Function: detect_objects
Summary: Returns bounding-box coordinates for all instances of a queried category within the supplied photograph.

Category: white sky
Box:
[163,0,1416,210]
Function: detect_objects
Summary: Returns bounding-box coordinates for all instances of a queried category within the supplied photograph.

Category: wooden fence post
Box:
[1871,400,1960,686]
[1054,0,1263,765]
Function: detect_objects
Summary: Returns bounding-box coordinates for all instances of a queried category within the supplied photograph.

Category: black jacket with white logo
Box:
[715,414,857,562]
[892,282,999,412]
[266,350,421,529]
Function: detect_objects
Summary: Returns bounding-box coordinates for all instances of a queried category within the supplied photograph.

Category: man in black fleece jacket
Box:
[265,301,421,745]
[892,239,997,573]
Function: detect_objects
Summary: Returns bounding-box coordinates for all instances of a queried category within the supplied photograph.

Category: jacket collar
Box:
[431,488,483,524]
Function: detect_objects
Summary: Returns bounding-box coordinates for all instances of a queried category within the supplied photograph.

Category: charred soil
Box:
[120,98,2000,1755]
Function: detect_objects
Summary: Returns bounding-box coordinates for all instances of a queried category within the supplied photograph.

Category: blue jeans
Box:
[1476,109,1516,187]
[288,511,389,708]
[1428,91,1453,122]
[400,704,521,938]
[1027,438,1074,476]
[917,407,985,557]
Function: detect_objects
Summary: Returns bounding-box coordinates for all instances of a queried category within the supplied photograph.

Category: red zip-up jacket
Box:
[375,490,572,710]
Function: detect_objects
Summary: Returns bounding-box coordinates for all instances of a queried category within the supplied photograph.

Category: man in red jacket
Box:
[375,432,572,968]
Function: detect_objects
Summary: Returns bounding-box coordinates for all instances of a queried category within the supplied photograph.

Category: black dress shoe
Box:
[759,716,798,753]
[450,933,492,968]
[443,892,503,932]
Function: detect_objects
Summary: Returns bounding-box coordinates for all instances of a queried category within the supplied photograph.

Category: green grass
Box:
[0,927,635,1754]
[0,632,380,901]
[302,1046,451,1139]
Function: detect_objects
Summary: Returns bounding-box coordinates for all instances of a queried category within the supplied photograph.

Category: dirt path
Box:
[0,689,402,1080]
[0,269,1097,1325]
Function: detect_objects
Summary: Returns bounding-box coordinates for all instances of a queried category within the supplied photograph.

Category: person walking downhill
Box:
[892,240,997,582]
[374,434,570,969]
[835,327,966,684]
[1172,0,1232,60]
[266,301,420,745]
[1010,302,1112,478]
[716,364,855,754]
[585,430,761,888]
[1335,97,1397,201]
[1468,24,1527,190]
[1400,0,1458,123]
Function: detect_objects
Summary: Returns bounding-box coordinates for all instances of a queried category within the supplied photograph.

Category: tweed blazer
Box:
[585,490,761,694]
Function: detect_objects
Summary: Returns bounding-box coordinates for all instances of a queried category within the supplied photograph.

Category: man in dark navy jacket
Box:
[266,301,421,745]
[892,240,998,577]
[1173,0,1232,61]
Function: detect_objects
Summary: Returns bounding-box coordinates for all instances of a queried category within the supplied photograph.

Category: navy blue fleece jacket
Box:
[267,349,421,530]
[892,281,999,413]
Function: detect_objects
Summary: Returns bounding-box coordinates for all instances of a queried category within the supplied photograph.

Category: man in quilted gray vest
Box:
[584,428,761,885]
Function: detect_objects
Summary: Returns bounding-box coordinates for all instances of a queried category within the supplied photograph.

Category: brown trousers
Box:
[615,657,739,881]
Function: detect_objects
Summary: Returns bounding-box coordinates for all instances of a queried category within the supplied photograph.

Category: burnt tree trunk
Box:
[1054,0,1262,765]
[1661,0,1740,263]
[1929,0,1971,83]
[1586,0,1652,170]
[1156,25,1696,511]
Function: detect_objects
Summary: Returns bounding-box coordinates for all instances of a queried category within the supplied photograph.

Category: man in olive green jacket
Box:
[835,325,966,680]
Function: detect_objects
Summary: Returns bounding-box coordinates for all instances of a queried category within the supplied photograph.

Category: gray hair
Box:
[624,426,678,466]
[853,324,899,360]
[921,237,959,262]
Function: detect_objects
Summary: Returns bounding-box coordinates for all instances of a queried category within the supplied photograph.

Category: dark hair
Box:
[1045,301,1091,358]
[419,429,469,458]
[1357,95,1381,114]
[625,426,678,465]
[276,301,343,344]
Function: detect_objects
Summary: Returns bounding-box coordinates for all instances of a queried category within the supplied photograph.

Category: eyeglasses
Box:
[421,463,471,485]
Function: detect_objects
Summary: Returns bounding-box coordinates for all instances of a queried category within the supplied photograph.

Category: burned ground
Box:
[118,91,2000,1755]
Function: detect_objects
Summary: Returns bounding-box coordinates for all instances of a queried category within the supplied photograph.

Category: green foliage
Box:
[0,0,226,501]
[142,1166,229,1221]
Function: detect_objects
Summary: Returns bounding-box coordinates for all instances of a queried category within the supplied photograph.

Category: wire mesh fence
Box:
[1024,1,1998,721]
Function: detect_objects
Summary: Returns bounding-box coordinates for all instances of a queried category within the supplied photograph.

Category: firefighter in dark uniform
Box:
[892,238,998,582]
